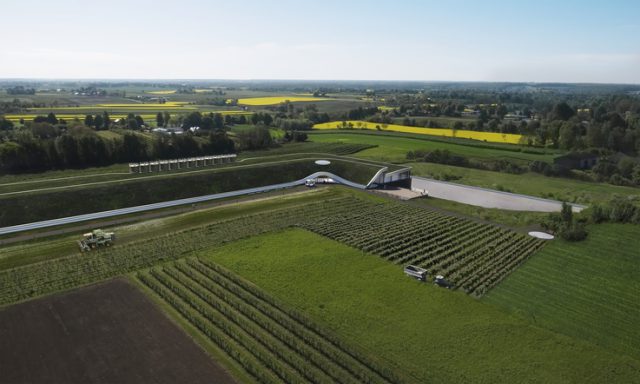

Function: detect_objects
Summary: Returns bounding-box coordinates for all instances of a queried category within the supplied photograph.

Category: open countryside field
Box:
[137,257,405,383]
[0,278,236,383]
[146,90,177,94]
[237,96,332,106]
[485,224,640,360]
[1,184,639,383]
[308,132,556,163]
[3,101,252,122]
[3,84,640,384]
[0,187,335,269]
[204,229,640,383]
[314,121,525,144]
[0,189,543,304]
[300,197,544,296]
[4,110,251,122]
[27,101,194,111]
[0,193,365,306]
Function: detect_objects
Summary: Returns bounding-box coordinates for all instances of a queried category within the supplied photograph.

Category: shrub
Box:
[608,199,637,222]
[559,223,588,241]
[589,204,609,223]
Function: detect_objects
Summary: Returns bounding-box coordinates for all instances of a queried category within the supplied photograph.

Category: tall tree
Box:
[551,102,575,121]
[46,112,58,125]
[156,112,164,128]
[84,115,94,127]
[93,114,104,130]
[102,111,110,130]
[213,113,224,130]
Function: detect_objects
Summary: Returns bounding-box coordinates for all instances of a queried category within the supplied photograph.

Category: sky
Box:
[1,0,639,83]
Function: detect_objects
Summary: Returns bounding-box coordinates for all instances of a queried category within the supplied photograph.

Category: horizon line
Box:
[1,78,639,86]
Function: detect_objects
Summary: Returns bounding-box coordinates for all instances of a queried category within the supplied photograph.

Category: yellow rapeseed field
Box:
[313,121,524,145]
[237,96,331,106]
[4,114,161,121]
[96,102,190,107]
[4,110,251,122]
[24,102,195,112]
[146,90,177,95]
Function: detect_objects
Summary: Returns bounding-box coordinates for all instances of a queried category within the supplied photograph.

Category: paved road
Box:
[0,171,585,235]
[0,172,364,236]
[411,176,586,213]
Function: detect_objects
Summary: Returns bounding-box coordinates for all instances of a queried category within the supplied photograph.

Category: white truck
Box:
[404,265,428,281]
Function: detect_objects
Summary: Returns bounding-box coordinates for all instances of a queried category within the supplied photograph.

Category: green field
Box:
[300,197,543,297]
[0,193,372,306]
[0,187,334,270]
[204,228,640,383]
[136,257,405,383]
[485,224,640,360]
[308,132,557,163]
[0,157,384,226]
[409,162,640,205]
[1,181,639,383]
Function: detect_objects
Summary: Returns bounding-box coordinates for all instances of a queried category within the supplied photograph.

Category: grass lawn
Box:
[205,228,640,383]
[308,132,556,164]
[0,163,129,185]
[409,162,640,205]
[485,223,640,361]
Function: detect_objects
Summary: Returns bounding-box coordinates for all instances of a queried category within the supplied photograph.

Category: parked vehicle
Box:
[434,275,454,289]
[404,265,428,281]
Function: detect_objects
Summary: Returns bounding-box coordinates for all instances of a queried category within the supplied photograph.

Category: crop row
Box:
[0,197,370,306]
[137,258,403,384]
[302,202,544,296]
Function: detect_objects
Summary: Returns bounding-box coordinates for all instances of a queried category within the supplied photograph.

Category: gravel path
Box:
[411,176,586,213]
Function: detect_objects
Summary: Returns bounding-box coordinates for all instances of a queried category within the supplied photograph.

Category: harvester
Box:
[78,229,115,252]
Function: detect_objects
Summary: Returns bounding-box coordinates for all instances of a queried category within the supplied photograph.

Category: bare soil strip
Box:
[0,278,236,384]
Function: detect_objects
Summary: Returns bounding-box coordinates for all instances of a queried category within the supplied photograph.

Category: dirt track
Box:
[0,279,236,384]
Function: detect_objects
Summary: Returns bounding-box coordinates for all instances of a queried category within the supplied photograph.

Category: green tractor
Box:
[78,229,115,252]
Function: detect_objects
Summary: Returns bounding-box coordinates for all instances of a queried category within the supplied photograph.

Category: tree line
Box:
[0,124,235,173]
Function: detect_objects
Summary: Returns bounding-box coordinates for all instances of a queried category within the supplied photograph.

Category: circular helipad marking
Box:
[528,231,554,240]
[315,160,331,165]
